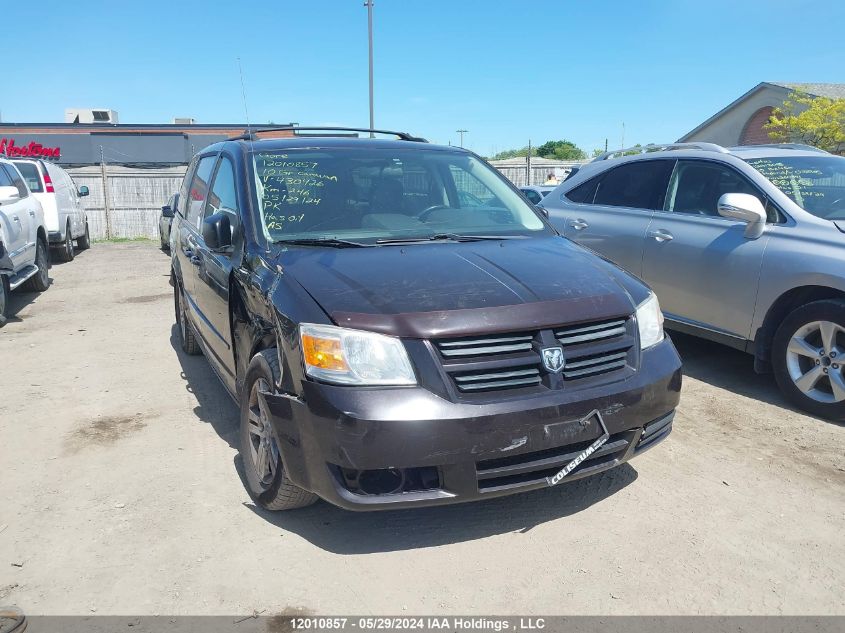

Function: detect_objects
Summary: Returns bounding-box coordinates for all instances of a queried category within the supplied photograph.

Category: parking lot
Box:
[0,241,843,616]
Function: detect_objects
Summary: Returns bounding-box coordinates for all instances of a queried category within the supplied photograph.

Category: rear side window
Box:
[4,165,28,198]
[565,176,600,204]
[186,155,217,230]
[0,165,14,188]
[593,160,674,210]
[12,162,43,192]
[178,156,199,217]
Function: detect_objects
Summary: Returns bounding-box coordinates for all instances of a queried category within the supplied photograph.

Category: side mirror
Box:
[78,185,89,197]
[161,205,175,218]
[718,193,767,239]
[0,186,20,204]
[202,212,232,251]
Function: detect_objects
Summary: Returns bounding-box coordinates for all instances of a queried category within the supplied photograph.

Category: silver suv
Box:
[542,142,845,420]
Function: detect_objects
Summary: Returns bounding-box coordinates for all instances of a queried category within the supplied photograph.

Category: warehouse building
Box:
[0,113,295,166]
[0,111,296,239]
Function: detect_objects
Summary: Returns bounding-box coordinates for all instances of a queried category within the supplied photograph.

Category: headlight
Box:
[636,293,664,350]
[299,323,416,386]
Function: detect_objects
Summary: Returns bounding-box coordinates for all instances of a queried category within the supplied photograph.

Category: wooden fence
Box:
[67,165,187,240]
[65,158,591,241]
[489,158,588,187]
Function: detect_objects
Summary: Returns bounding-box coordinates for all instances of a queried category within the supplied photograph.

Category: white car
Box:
[0,158,49,326]
[11,159,90,262]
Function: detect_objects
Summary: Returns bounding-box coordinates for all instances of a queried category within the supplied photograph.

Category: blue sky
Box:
[4,0,844,155]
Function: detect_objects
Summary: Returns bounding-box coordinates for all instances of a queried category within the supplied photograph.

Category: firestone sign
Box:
[0,138,61,159]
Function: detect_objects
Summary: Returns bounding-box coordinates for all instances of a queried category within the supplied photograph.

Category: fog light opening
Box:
[335,465,441,496]
[357,468,405,495]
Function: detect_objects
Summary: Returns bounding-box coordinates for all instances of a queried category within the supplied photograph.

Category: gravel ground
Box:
[0,242,843,616]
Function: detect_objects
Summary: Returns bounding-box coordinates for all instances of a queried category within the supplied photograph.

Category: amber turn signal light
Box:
[301,333,348,371]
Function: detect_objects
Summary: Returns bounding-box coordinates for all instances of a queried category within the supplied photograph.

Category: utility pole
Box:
[365,0,375,135]
[100,145,112,239]
[526,140,532,186]
[456,129,468,148]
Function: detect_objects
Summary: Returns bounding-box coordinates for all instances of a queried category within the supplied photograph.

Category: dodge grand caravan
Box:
[169,127,682,511]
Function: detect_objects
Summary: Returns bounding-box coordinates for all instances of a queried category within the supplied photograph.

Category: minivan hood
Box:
[275,236,646,338]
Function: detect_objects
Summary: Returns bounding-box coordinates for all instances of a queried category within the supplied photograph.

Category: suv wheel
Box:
[772,299,845,421]
[56,223,75,262]
[174,281,201,355]
[0,275,9,327]
[239,349,318,511]
[23,238,50,292]
[77,223,91,251]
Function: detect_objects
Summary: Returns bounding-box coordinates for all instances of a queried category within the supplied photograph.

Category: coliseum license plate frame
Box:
[546,410,610,486]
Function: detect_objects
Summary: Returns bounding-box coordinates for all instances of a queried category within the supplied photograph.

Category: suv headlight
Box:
[299,323,416,386]
[636,293,664,350]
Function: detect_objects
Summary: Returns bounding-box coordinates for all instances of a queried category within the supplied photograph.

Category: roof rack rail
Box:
[732,143,828,153]
[228,126,428,143]
[593,142,730,161]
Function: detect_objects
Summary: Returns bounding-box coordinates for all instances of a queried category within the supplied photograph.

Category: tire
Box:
[173,280,201,355]
[55,223,74,262]
[23,238,50,292]
[0,275,9,327]
[239,349,318,511]
[76,222,91,251]
[772,299,845,421]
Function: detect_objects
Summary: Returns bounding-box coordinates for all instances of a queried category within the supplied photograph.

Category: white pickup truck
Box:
[0,157,49,326]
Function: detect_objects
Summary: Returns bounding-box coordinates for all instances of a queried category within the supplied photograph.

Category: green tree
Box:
[765,91,845,154]
[534,139,586,160]
[490,146,531,160]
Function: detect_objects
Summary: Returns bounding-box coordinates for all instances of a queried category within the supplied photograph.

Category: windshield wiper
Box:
[274,237,372,248]
[376,233,524,245]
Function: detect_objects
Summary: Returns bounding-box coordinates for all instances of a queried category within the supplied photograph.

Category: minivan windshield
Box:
[745,155,845,220]
[11,161,43,193]
[250,147,548,243]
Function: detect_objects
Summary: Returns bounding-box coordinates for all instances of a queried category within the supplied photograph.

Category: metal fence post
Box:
[100,145,112,239]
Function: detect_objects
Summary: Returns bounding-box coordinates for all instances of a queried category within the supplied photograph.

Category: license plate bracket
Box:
[546,410,610,486]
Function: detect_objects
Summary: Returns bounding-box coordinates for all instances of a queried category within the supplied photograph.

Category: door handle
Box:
[190,255,201,266]
[13,216,21,224]
[647,229,674,242]
[29,211,35,217]
[569,218,589,231]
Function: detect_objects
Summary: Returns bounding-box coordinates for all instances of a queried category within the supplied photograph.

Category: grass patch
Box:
[93,237,155,243]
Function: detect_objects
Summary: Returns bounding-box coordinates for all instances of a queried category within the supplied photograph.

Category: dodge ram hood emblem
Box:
[542,347,565,373]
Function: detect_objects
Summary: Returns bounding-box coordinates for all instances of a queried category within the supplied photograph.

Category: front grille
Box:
[452,366,541,392]
[556,317,627,345]
[436,333,534,357]
[475,430,636,492]
[433,316,636,398]
[562,349,629,380]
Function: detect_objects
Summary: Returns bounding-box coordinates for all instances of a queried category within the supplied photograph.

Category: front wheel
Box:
[772,299,845,421]
[23,239,49,292]
[239,349,318,511]
[0,275,9,327]
[76,223,91,250]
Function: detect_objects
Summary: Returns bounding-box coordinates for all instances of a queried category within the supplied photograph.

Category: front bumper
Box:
[263,338,682,511]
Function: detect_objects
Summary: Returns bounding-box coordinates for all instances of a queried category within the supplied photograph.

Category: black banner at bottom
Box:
[8,616,844,633]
